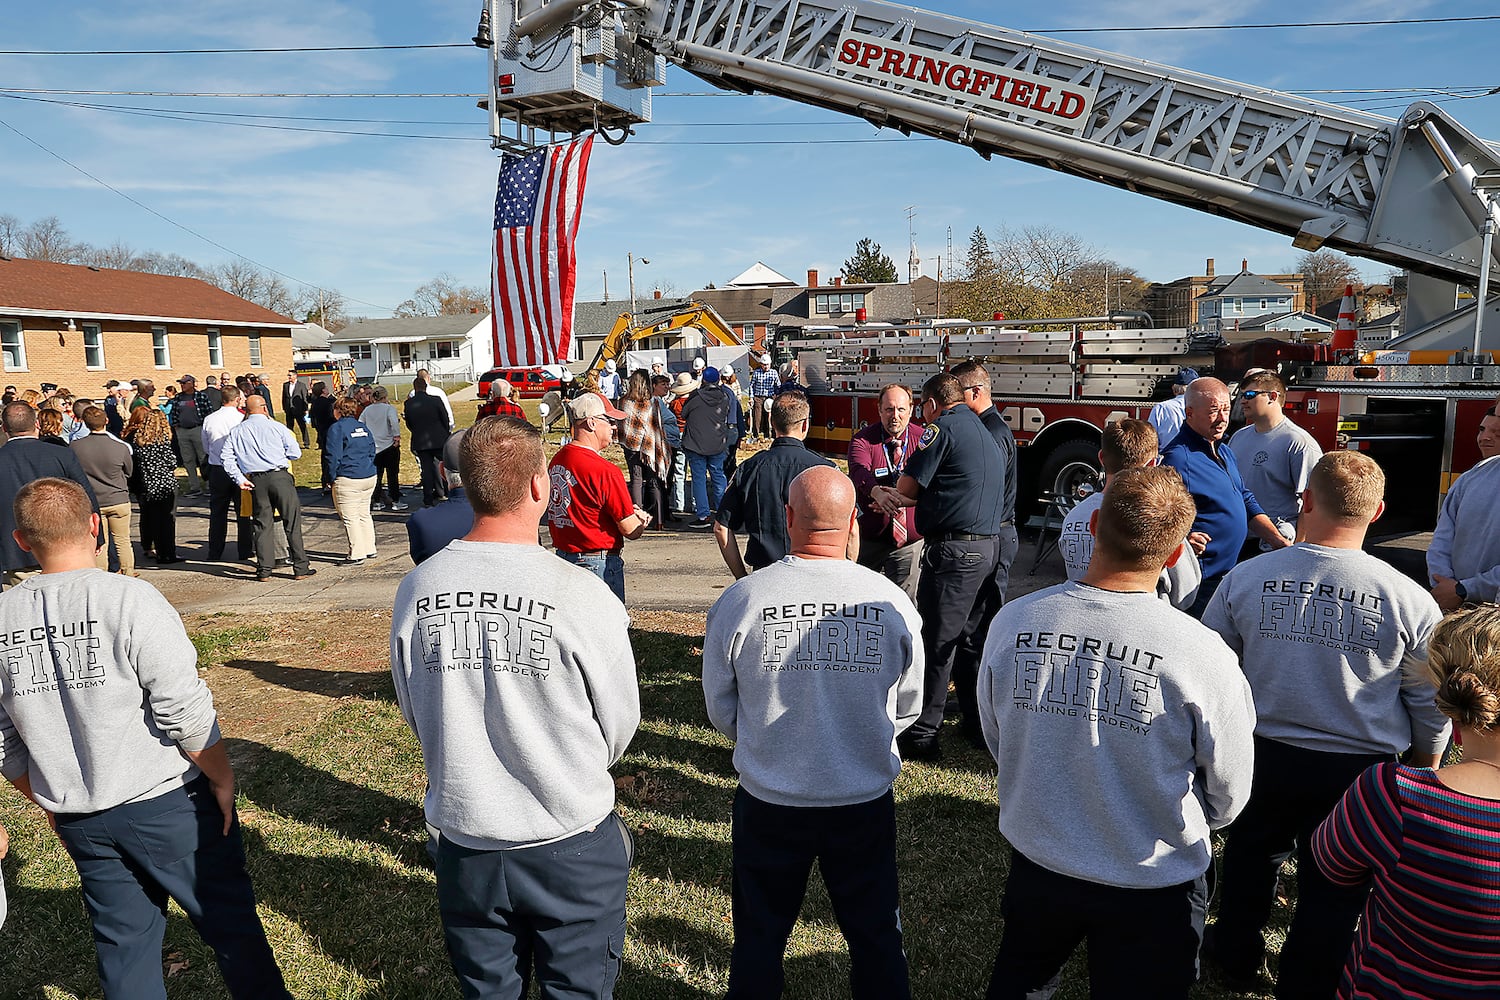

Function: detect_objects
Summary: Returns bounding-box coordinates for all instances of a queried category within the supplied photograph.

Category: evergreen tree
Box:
[840,237,898,284]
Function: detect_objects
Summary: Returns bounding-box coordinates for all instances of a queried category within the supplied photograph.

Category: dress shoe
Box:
[898,732,942,762]
[294,568,319,580]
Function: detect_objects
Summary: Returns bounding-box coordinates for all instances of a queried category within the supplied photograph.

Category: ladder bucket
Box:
[1332,285,1358,351]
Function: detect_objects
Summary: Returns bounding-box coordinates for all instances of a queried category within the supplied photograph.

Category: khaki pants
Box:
[3,566,42,589]
[332,475,378,559]
[94,502,135,576]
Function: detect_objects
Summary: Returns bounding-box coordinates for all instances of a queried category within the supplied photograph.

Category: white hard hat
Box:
[560,369,574,382]
[604,359,616,372]
[759,353,772,365]
[723,365,734,378]
[692,357,706,371]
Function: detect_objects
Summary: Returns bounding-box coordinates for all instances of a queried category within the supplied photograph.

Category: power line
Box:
[0,43,468,55]
[2,84,1495,100]
[1036,14,1500,32]
[0,115,397,312]
[0,89,485,98]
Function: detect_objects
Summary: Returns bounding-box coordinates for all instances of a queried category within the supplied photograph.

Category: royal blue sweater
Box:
[1161,424,1265,580]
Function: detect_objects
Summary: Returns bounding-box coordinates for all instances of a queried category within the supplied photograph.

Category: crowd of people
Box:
[0,356,1497,1000]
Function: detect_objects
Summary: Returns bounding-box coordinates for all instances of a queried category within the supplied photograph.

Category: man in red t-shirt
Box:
[547,392,651,603]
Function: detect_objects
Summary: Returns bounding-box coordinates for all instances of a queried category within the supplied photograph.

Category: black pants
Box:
[247,469,309,576]
[728,787,911,1000]
[285,409,309,446]
[315,423,333,486]
[434,816,631,1000]
[624,448,666,525]
[138,494,176,562]
[988,852,1207,1000]
[415,448,444,505]
[53,776,290,1000]
[207,464,252,561]
[955,524,1020,735]
[912,534,1001,738]
[373,445,402,505]
[1208,737,1389,998]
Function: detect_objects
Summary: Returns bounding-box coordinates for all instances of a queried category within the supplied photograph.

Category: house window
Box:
[1259,298,1268,311]
[152,326,170,368]
[0,322,23,371]
[742,323,754,339]
[348,344,373,361]
[83,324,105,369]
[248,334,262,367]
[207,329,223,368]
[433,341,457,360]
[813,292,866,315]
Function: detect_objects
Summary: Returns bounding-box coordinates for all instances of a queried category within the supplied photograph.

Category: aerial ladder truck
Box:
[475,0,1500,529]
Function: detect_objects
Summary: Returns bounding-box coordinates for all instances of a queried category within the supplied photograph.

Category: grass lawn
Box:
[0,610,1287,999]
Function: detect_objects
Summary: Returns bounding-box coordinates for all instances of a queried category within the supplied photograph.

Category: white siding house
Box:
[330,313,493,384]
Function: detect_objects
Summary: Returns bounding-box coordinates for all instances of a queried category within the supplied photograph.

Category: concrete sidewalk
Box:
[147,493,774,616]
[142,490,1439,618]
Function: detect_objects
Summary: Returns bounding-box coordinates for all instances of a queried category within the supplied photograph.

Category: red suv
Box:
[478,365,565,399]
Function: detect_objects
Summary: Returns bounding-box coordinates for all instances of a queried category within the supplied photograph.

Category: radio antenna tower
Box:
[906,205,920,282]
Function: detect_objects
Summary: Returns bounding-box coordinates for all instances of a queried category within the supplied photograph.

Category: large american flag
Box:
[490,135,594,367]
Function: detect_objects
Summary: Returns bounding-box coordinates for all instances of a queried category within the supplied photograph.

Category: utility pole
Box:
[628,252,649,322]
[603,269,609,303]
[933,256,944,320]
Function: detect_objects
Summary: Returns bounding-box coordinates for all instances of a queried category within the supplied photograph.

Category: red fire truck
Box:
[482,0,1500,530]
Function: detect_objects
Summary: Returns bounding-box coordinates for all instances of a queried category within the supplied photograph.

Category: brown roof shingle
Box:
[0,258,296,327]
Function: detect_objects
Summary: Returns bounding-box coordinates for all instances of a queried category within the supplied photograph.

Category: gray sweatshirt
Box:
[390,541,640,849]
[1427,455,1500,602]
[703,556,925,807]
[1204,543,1450,758]
[978,582,1256,889]
[0,569,220,813]
[1058,492,1202,610]
[1228,418,1322,534]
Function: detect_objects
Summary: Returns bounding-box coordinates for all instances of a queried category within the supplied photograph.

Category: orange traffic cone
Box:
[1331,284,1358,351]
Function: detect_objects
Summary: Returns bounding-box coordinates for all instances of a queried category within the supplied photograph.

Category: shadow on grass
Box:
[227,737,429,869]
[228,657,398,702]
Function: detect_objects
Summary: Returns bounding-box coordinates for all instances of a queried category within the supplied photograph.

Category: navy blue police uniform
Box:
[953,404,1021,743]
[901,402,1005,756]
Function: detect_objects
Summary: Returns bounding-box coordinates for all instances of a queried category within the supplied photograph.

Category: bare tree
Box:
[1293,249,1361,311]
[82,240,141,271]
[394,274,489,317]
[205,259,300,318]
[131,250,210,279]
[296,287,350,333]
[16,215,81,262]
[0,214,21,257]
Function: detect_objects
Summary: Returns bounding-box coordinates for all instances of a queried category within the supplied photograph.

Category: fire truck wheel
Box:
[1038,437,1102,502]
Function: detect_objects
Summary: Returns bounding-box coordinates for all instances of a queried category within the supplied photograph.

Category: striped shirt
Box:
[1312,763,1500,999]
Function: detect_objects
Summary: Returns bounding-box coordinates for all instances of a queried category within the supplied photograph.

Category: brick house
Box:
[0,258,296,392]
[1143,258,1306,329]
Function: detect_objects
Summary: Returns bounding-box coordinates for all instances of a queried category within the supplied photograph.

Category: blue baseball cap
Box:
[1174,367,1200,386]
[702,366,721,384]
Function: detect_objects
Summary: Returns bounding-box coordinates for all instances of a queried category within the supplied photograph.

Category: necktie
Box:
[889,436,908,547]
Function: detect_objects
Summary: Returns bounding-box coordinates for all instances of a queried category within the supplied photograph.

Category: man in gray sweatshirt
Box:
[704,465,924,999]
[390,415,640,1000]
[1427,408,1500,611]
[1202,451,1449,997]
[978,466,1256,1000]
[0,477,288,998]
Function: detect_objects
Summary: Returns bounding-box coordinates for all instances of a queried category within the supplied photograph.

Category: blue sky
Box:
[2,1,1498,317]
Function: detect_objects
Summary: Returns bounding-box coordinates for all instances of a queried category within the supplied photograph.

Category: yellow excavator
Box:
[582,300,742,379]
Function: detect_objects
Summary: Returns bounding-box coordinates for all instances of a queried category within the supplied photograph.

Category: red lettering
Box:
[838,39,861,65]
[968,69,997,96]
[917,57,947,85]
[989,75,1011,101]
[878,47,905,75]
[1029,84,1058,115]
[1056,91,1086,119]
[859,43,882,68]
[1007,80,1035,107]
[944,64,971,92]
[903,51,922,79]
